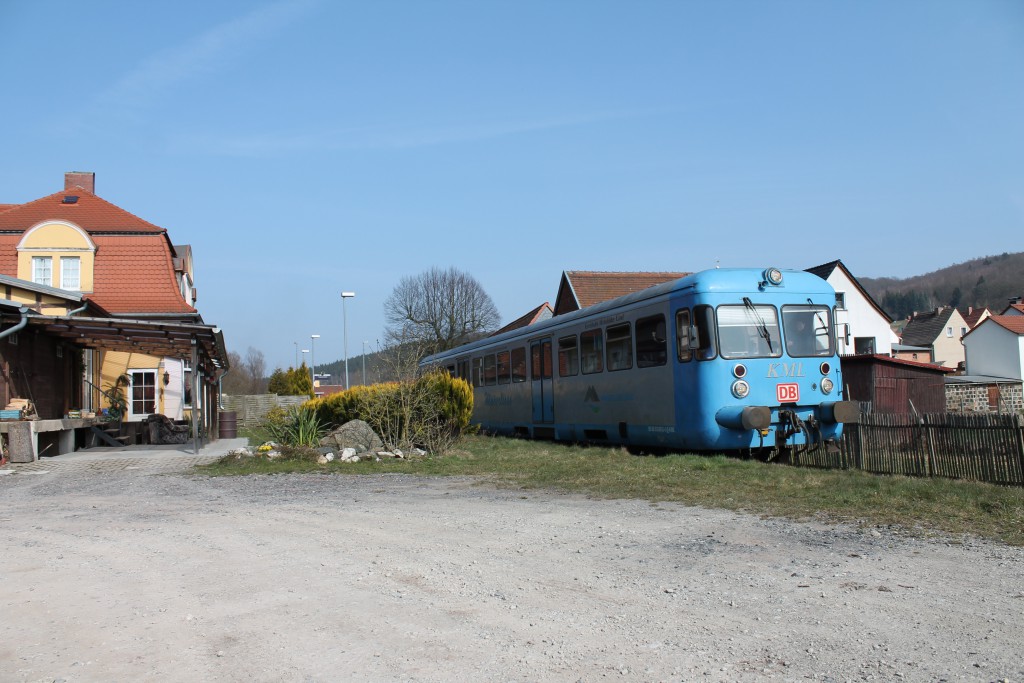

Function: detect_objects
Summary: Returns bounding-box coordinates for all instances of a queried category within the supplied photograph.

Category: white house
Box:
[805,260,898,356]
[963,315,1024,380]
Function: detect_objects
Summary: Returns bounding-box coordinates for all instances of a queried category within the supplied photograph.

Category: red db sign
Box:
[776,383,800,403]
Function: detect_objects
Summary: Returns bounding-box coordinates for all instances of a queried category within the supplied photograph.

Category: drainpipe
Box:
[0,305,30,340]
[68,303,88,316]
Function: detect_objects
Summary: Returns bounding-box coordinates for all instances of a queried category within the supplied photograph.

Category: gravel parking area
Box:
[2,457,1022,682]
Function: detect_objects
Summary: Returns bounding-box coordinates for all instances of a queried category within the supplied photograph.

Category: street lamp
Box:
[341,291,355,390]
[310,334,320,390]
[301,348,309,375]
[362,340,369,387]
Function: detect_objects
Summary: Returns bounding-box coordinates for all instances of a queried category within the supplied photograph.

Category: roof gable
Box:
[805,259,892,322]
[554,271,689,315]
[491,302,553,336]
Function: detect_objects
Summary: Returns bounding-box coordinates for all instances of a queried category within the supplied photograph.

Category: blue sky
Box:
[2,0,1022,372]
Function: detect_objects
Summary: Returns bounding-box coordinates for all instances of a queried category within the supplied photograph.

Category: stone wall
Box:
[945,382,1024,414]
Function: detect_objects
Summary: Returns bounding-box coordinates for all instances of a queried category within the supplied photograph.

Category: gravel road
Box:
[2,458,1022,682]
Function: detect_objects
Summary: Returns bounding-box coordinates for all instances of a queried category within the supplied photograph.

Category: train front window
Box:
[716,303,782,359]
[782,305,834,357]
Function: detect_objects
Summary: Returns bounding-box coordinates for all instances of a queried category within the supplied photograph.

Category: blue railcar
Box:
[422,267,859,456]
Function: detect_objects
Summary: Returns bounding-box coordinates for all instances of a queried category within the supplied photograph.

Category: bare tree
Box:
[221,347,268,395]
[384,266,501,357]
[244,347,267,394]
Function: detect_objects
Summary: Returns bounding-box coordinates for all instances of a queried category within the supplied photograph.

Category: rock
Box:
[227,448,252,458]
[341,447,357,459]
[393,449,404,458]
[413,448,427,457]
[324,452,335,462]
[317,455,329,464]
[321,420,384,453]
[316,446,336,455]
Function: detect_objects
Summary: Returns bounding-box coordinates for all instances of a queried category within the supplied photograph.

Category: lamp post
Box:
[341,291,355,390]
[310,334,320,391]
[301,349,309,378]
[294,341,298,369]
[362,340,369,387]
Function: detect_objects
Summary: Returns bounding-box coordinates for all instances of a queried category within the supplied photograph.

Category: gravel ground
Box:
[2,460,1022,682]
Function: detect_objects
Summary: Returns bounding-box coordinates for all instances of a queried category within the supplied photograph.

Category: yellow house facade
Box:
[0,172,214,423]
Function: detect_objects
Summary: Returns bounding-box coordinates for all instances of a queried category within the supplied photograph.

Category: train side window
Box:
[472,357,482,386]
[558,335,579,376]
[483,354,497,386]
[581,329,604,374]
[695,304,717,361]
[458,360,468,381]
[496,350,511,384]
[606,323,633,371]
[446,364,456,376]
[676,309,692,362]
[511,348,527,382]
[636,314,667,368]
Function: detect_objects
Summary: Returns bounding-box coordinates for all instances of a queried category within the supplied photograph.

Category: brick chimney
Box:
[64,171,95,194]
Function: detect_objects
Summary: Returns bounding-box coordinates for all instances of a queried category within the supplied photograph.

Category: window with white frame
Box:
[946,326,953,337]
[32,256,52,286]
[835,291,847,309]
[61,256,81,290]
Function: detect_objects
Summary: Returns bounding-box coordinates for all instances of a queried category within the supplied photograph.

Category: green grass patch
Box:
[198,434,1024,546]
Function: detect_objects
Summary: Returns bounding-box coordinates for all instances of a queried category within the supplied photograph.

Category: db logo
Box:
[776,383,800,403]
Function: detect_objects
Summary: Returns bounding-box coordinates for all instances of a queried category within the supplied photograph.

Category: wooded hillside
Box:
[860,252,1023,319]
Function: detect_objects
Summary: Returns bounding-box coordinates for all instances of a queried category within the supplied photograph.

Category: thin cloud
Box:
[81,0,317,127]
[170,106,684,157]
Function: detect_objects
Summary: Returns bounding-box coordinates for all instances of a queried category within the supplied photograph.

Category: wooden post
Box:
[924,414,935,478]
[1011,411,1019,485]
[191,341,200,455]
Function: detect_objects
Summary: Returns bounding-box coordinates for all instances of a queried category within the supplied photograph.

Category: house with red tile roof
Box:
[553,271,689,316]
[963,315,1024,381]
[1002,300,1024,316]
[0,172,221,424]
[491,302,553,337]
[957,306,990,331]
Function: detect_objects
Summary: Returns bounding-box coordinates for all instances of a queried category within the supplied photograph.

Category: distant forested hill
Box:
[859,252,1024,320]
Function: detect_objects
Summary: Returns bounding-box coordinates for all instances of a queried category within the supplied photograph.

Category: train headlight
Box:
[733,363,747,378]
[819,361,831,375]
[731,380,750,398]
[763,268,784,286]
[820,377,834,395]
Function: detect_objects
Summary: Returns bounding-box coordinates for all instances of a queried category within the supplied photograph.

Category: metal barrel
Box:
[218,411,238,438]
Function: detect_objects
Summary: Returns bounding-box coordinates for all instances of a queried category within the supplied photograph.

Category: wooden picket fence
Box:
[796,412,1024,486]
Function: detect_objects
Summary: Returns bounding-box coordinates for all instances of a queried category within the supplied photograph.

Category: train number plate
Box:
[776,383,800,403]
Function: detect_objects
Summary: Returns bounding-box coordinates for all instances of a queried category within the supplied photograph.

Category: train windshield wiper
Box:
[807,298,828,333]
[743,297,773,354]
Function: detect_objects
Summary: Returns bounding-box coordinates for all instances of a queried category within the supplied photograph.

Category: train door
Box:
[530,338,554,423]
